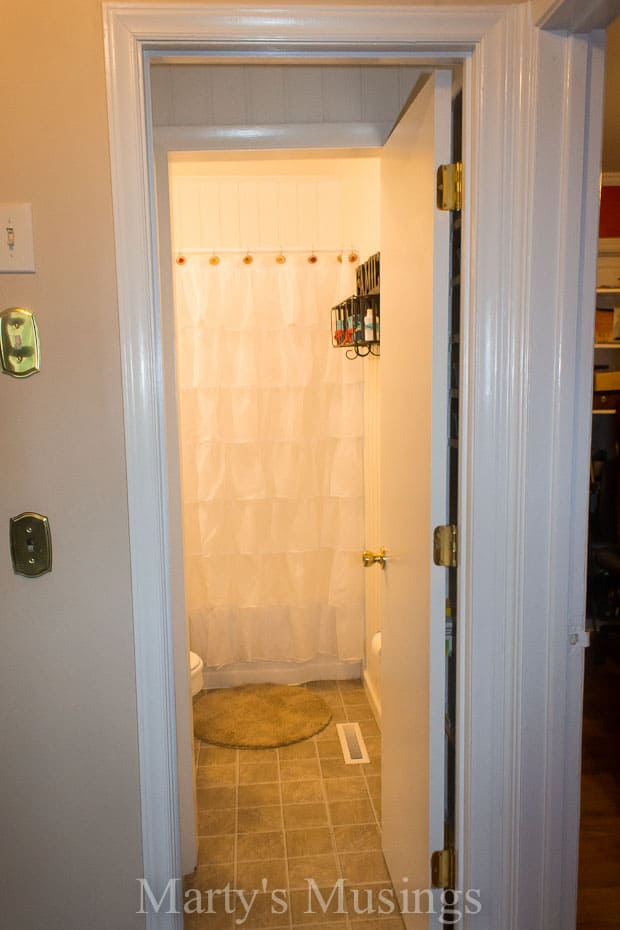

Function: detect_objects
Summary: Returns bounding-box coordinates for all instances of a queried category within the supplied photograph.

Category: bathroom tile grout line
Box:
[337,680,381,927]
[317,702,354,930]
[233,747,239,890]
[276,743,294,930]
[337,679,390,917]
[313,680,380,928]
[340,680,383,832]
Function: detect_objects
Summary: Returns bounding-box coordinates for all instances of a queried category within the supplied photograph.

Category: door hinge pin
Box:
[437,162,463,211]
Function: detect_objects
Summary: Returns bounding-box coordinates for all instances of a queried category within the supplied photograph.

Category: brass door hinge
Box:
[437,162,463,211]
[431,847,456,889]
[433,524,457,568]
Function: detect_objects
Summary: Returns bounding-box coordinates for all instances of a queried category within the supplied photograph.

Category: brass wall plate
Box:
[10,512,52,577]
[0,307,40,377]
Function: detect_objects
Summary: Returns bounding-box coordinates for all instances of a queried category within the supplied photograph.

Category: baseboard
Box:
[362,667,382,725]
[202,656,362,689]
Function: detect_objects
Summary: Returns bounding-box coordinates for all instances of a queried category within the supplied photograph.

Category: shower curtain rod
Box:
[175,247,357,255]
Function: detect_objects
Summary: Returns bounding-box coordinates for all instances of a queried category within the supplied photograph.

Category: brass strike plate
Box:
[10,512,52,577]
[0,307,40,378]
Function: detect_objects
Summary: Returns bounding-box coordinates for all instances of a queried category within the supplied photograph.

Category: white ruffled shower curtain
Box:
[174,252,364,668]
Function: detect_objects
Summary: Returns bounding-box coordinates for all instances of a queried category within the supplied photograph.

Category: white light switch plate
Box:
[0,203,35,273]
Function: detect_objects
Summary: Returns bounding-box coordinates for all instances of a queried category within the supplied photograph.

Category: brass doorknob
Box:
[363,548,387,569]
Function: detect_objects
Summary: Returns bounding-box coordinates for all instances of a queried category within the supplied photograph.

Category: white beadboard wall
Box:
[170,154,380,258]
[152,64,423,145]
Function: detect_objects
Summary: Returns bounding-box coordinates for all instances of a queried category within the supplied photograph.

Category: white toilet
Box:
[189,650,204,696]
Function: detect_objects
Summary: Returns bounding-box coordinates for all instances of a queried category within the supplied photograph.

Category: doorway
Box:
[577,91,620,921]
[104,6,604,929]
[154,61,459,925]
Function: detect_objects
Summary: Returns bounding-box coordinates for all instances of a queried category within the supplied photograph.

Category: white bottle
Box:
[364,305,375,342]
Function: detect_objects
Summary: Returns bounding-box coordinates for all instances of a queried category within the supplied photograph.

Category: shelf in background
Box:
[596,288,620,309]
[595,342,620,348]
[593,409,617,415]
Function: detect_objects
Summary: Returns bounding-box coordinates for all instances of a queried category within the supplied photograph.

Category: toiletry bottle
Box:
[346,299,354,345]
[354,298,364,343]
[334,306,345,345]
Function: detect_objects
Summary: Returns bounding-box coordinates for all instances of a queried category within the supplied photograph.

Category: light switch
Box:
[0,203,35,273]
[10,512,52,577]
[0,307,40,378]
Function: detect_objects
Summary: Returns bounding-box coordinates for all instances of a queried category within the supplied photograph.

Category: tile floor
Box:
[184,679,405,929]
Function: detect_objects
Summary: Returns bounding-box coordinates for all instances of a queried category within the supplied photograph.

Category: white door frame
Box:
[102,5,605,929]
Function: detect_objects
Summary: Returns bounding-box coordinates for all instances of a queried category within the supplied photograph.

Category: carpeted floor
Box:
[193,682,332,749]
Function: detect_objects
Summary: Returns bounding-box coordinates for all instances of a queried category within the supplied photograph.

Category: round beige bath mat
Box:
[193,683,332,748]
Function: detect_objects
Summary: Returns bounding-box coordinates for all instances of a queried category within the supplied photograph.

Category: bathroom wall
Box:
[170,152,380,257]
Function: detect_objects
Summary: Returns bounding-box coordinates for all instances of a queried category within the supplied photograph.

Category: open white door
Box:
[379,70,452,925]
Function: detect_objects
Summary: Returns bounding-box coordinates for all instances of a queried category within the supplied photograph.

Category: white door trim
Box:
[102,6,604,929]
